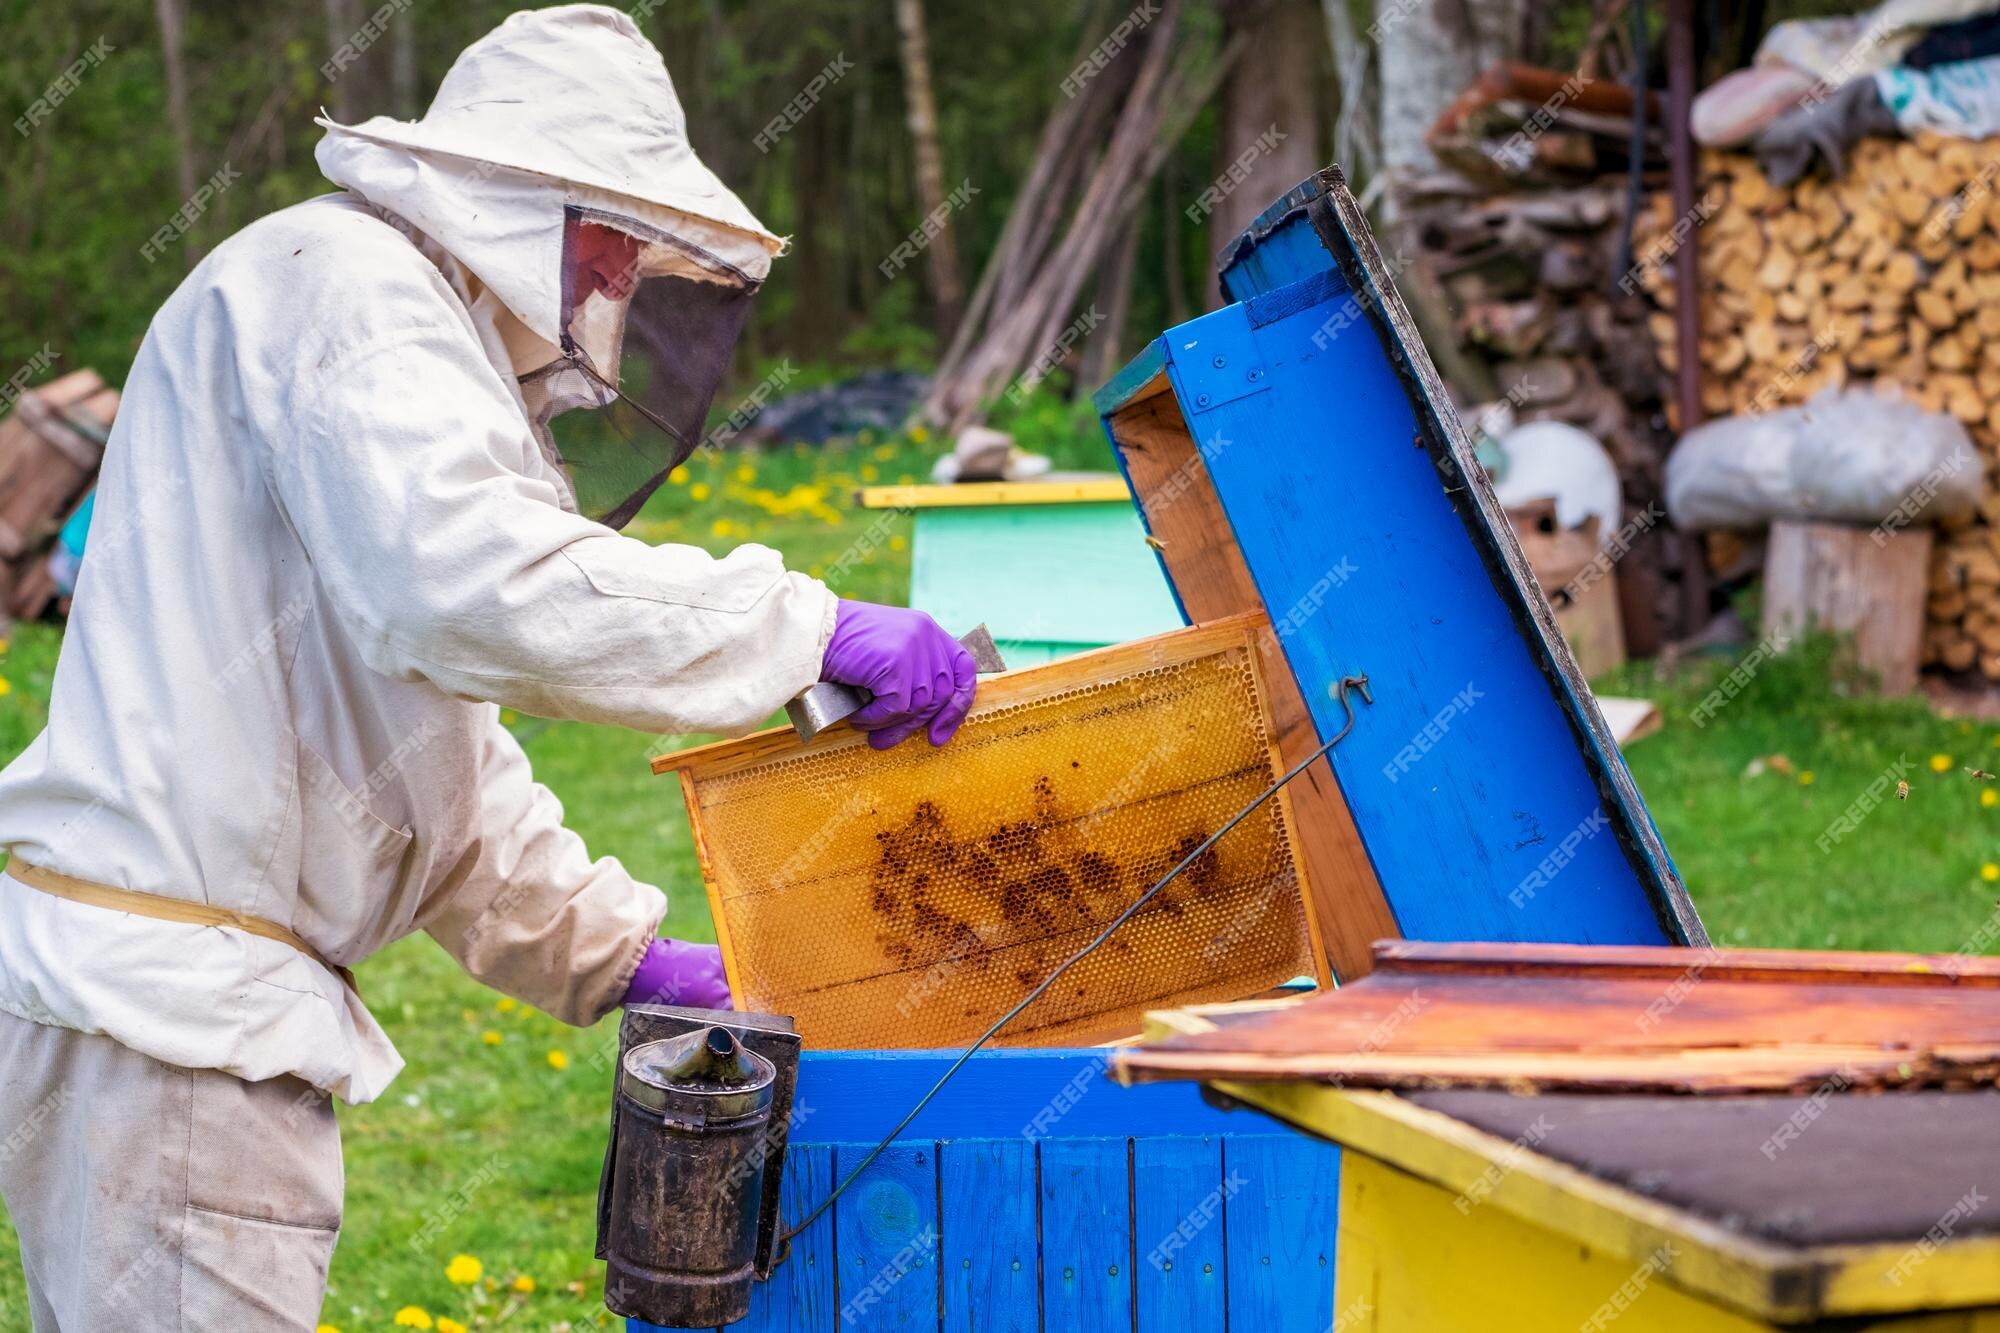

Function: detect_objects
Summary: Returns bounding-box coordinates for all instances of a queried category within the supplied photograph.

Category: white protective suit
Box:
[0,7,833,1107]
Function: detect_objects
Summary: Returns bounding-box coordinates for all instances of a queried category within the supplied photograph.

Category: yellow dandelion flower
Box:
[481,1029,502,1046]
[1798,770,1814,785]
[0,638,10,654]
[669,465,690,485]
[690,482,711,501]
[908,426,930,444]
[460,1008,476,1023]
[860,465,879,482]
[872,443,897,460]
[495,997,517,1013]
[1983,864,1999,883]
[393,1309,433,1329]
[0,677,12,698]
[1932,753,1954,773]
[734,463,755,483]
[711,518,735,538]
[547,1049,569,1070]
[889,534,909,552]
[445,1253,483,1285]
[1984,788,1998,809]
[437,1321,467,1333]
[512,1274,537,1293]
[317,1325,341,1333]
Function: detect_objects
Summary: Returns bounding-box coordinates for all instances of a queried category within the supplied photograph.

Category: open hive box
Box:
[653,615,1328,1049]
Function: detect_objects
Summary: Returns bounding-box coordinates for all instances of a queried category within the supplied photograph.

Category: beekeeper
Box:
[0,7,974,1326]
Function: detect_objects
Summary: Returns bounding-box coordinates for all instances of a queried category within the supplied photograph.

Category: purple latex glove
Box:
[819,598,977,750]
[623,937,733,1010]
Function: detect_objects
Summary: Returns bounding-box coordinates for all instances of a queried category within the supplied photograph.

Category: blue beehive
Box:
[634,167,1705,1332]
[1096,168,1705,956]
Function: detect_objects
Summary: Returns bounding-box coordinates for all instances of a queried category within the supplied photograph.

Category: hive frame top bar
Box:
[652,613,1276,782]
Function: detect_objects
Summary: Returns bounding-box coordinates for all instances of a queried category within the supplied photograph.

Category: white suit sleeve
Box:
[270,316,837,736]
[418,715,664,1024]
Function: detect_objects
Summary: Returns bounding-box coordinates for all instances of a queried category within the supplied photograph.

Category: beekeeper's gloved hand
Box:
[624,937,733,1010]
[820,599,977,749]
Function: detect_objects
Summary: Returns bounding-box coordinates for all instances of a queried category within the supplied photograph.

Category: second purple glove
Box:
[820,599,977,750]
[623,937,733,1010]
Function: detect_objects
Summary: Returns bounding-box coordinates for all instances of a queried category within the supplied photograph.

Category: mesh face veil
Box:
[528,206,760,530]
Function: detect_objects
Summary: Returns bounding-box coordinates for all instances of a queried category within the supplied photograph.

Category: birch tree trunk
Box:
[894,0,965,340]
[1374,0,1525,213]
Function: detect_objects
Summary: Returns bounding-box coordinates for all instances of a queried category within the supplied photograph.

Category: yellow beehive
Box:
[654,616,1328,1049]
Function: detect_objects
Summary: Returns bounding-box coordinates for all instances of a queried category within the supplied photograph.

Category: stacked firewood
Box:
[1410,177,1687,651]
[0,369,114,624]
[1630,136,2000,677]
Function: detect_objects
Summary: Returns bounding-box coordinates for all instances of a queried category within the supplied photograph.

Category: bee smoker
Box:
[597,1005,801,1327]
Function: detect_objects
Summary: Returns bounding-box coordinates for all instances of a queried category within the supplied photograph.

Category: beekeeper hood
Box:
[315,4,782,528]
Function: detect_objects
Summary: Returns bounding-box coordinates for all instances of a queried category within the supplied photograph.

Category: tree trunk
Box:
[893,0,965,341]
[1208,0,1324,305]
[389,0,419,117]
[321,0,364,122]
[1374,0,1525,217]
[1162,174,1192,327]
[1320,0,1380,191]
[153,0,199,257]
[1079,216,1140,393]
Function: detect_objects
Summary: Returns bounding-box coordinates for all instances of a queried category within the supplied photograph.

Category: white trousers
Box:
[0,1009,342,1330]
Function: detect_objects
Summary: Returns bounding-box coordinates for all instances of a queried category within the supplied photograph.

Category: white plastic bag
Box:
[1665,386,1983,530]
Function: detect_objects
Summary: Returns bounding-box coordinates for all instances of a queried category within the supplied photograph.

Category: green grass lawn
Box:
[2,423,1999,1329]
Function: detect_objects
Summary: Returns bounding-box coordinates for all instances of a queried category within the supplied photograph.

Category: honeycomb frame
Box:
[655,615,1328,1049]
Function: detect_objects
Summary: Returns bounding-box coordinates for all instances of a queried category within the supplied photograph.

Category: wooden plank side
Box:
[858,478,1136,509]
[940,1139,1040,1332]
[733,1143,839,1333]
[1335,1151,1771,1333]
[1164,290,1677,949]
[1305,174,1704,949]
[1040,1139,1136,1330]
[1221,1136,1340,1332]
[831,1144,940,1330]
[792,1049,1247,1143]
[1254,1085,2000,1324]
[1132,1136,1227,1330]
[1369,939,2000,987]
[1105,387,1398,982]
[1117,954,2000,1094]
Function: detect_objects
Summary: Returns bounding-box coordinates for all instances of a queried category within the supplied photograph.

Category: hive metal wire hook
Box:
[774,671,1376,1257]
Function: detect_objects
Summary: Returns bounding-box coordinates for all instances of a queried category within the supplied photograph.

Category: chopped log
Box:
[1763,519,1932,694]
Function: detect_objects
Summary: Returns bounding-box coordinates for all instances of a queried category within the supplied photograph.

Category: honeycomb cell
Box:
[667,620,1323,1049]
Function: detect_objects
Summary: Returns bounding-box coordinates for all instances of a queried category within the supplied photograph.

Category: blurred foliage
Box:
[0,0,1235,398]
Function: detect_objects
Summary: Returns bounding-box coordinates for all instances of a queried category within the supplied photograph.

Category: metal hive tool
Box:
[654,616,1328,1049]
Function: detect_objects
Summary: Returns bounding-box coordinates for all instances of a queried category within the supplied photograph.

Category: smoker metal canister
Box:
[605,1027,778,1327]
